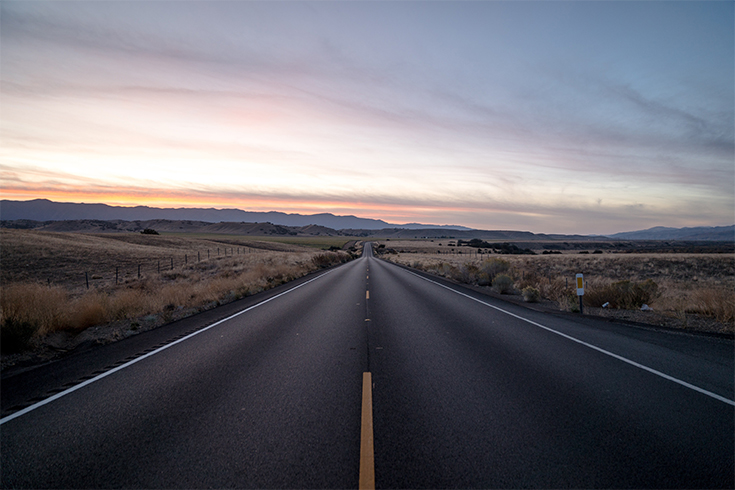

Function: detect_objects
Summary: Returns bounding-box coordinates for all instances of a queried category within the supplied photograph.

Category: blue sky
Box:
[1,1,733,234]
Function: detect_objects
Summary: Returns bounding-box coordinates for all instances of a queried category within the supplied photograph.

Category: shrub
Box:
[477,272,491,287]
[453,263,478,284]
[480,258,510,279]
[434,262,458,279]
[492,274,514,294]
[584,279,659,309]
[477,258,510,286]
[0,283,68,338]
[522,286,541,303]
[567,294,581,313]
[71,293,109,330]
[312,252,346,268]
[687,288,735,323]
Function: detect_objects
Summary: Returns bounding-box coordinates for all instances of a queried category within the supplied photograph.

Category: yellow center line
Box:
[359,372,375,490]
[366,290,370,300]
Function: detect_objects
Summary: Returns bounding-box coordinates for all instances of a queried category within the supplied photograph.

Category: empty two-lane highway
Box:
[2,244,733,488]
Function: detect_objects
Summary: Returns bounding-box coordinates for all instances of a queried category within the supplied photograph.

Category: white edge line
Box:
[401,267,735,407]
[0,268,336,425]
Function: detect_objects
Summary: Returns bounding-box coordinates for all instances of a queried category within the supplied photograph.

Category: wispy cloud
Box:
[1,1,732,234]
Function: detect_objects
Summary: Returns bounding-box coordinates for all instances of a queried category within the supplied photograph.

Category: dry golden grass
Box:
[1,229,355,353]
[380,242,734,332]
[0,229,321,291]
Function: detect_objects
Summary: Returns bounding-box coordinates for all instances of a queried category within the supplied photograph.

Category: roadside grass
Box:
[381,248,734,331]
[0,229,356,353]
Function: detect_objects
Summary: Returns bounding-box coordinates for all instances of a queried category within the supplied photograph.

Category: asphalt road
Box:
[2,244,733,488]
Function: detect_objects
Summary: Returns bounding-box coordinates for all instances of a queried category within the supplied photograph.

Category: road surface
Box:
[2,244,733,488]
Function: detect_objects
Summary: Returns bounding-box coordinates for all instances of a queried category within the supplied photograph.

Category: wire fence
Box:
[76,246,266,290]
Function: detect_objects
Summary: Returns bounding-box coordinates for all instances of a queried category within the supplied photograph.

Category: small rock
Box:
[641,304,653,311]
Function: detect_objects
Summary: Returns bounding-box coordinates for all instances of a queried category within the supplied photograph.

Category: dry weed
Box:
[382,249,734,330]
[686,288,735,323]
[0,283,69,336]
[71,293,110,330]
[1,231,358,353]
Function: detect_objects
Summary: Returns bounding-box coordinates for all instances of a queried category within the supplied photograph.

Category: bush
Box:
[1,283,68,338]
[584,279,659,309]
[71,293,109,330]
[140,228,159,235]
[522,286,541,303]
[567,294,581,313]
[492,274,514,294]
[312,252,347,268]
[453,263,478,284]
[478,258,510,286]
[435,262,458,278]
[687,288,735,323]
[477,272,491,287]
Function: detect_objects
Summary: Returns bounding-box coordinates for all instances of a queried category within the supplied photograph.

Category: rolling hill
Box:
[0,199,470,231]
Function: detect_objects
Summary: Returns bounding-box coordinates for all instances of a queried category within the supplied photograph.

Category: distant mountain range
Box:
[0,199,471,231]
[0,199,732,241]
[607,225,734,241]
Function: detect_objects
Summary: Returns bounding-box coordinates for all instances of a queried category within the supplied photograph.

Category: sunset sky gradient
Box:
[1,1,733,234]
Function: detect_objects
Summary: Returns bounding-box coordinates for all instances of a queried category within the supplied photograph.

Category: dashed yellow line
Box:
[359,372,375,489]
[366,290,370,300]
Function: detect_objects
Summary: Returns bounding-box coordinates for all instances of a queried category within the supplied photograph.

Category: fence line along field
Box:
[377,240,734,335]
[0,229,357,357]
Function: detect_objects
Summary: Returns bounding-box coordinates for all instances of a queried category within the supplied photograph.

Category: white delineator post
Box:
[576,273,584,314]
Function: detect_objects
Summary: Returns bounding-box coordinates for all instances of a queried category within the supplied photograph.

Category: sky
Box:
[1,1,733,235]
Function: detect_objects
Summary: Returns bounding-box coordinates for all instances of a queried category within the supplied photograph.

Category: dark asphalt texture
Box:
[2,244,733,488]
